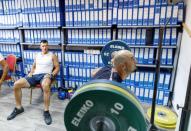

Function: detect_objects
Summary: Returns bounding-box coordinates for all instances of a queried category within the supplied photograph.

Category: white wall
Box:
[173,0,191,130]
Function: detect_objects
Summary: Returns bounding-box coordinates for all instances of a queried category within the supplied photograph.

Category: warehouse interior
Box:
[0,0,191,131]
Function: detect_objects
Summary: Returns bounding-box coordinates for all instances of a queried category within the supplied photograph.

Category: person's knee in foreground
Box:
[92,50,136,82]
[0,53,9,89]
[7,40,60,125]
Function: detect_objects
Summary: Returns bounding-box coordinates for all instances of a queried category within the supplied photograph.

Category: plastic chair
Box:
[4,54,17,86]
[30,80,57,104]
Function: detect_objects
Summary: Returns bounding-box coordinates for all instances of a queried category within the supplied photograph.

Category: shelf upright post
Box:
[149,26,164,131]
[111,24,117,40]
[19,28,26,76]
[61,27,67,88]
[62,0,67,88]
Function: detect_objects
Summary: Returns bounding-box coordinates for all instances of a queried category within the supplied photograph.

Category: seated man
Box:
[92,50,136,82]
[7,40,60,125]
[0,53,9,89]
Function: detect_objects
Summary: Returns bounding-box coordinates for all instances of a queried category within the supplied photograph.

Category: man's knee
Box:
[14,78,29,89]
[14,81,22,90]
[42,82,51,92]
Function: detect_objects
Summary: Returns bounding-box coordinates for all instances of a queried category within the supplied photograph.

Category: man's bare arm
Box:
[28,60,36,77]
[0,60,9,82]
[52,54,60,76]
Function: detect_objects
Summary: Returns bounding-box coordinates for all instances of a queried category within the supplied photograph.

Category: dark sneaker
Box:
[43,111,52,125]
[7,107,24,120]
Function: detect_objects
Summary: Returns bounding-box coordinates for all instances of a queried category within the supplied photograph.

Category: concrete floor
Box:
[0,84,175,131]
[0,84,68,131]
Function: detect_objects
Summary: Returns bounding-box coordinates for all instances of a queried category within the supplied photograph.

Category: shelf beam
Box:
[21,42,61,45]
[0,42,19,45]
[118,25,181,28]
[64,44,176,49]
[62,26,111,29]
[18,27,61,30]
[0,27,18,30]
[136,64,173,69]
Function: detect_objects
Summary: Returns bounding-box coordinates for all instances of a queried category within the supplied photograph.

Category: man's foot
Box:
[43,111,52,125]
[7,107,24,120]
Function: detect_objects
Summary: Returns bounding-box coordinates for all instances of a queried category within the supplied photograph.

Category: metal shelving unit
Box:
[20,42,61,46]
[136,64,174,69]
[0,42,19,45]
[0,27,18,30]
[18,27,61,30]
[62,26,111,29]
[64,43,177,49]
[117,25,181,29]
[61,21,182,106]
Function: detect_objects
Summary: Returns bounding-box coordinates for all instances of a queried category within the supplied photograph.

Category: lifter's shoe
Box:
[43,111,52,125]
[7,107,24,120]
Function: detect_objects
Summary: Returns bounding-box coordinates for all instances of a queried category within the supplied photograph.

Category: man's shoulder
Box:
[50,52,57,59]
[102,66,112,70]
[98,66,111,72]
[36,52,53,57]
[47,52,54,56]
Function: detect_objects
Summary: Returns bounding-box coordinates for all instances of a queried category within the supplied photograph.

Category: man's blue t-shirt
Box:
[92,66,122,83]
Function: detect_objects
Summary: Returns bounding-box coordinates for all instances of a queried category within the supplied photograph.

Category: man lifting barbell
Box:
[64,41,149,131]
[92,49,137,82]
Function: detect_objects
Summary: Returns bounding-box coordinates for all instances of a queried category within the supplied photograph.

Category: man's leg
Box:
[41,77,52,125]
[42,77,51,111]
[14,78,29,108]
[7,78,30,120]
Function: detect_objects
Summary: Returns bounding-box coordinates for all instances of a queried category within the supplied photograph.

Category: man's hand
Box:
[50,73,56,79]
[28,72,33,77]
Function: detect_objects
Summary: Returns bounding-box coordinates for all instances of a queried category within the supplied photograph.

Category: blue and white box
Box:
[172,5,178,25]
[166,6,172,25]
[108,9,112,25]
[171,28,177,45]
[122,8,128,25]
[154,6,160,25]
[161,49,167,65]
[138,8,143,25]
[118,8,123,25]
[143,7,149,25]
[112,7,118,24]
[98,10,103,26]
[160,6,166,25]
[148,49,154,64]
[167,49,173,65]
[148,6,154,25]
[139,48,144,64]
[143,48,149,64]
[178,2,184,22]
[127,8,132,25]
[164,28,171,45]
